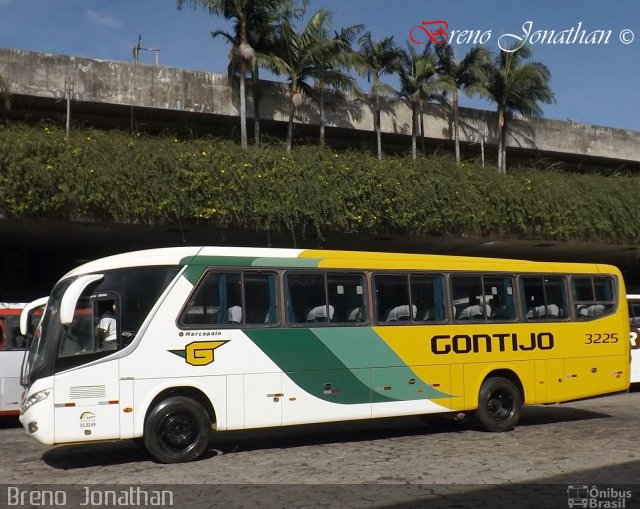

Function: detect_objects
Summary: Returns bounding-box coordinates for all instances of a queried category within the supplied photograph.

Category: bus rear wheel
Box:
[144,396,211,463]
[473,377,522,432]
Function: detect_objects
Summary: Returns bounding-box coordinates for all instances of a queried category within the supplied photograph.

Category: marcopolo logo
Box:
[567,485,632,508]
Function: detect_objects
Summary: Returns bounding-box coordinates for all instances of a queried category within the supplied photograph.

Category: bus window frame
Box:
[449,272,519,324]
[570,275,618,321]
[517,274,572,323]
[177,268,282,330]
[372,271,448,326]
[284,269,370,328]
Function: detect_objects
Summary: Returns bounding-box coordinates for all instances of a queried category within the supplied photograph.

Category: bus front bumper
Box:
[19,380,55,445]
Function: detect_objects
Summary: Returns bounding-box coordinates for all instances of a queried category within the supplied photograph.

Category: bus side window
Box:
[244,272,278,325]
[573,276,615,319]
[485,276,516,321]
[285,273,328,324]
[451,275,487,320]
[182,272,224,325]
[410,274,445,322]
[373,274,411,323]
[327,273,366,324]
[521,276,567,320]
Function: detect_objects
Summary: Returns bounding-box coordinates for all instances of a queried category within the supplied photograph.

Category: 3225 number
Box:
[585,333,619,344]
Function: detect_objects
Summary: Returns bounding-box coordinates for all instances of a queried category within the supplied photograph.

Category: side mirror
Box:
[20,296,49,336]
[60,275,104,326]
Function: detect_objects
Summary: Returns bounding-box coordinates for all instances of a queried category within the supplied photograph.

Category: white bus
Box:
[628,294,640,384]
[0,302,28,415]
[19,247,630,463]
[1,299,48,416]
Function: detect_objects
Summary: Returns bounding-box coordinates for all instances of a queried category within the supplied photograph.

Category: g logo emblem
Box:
[170,340,228,366]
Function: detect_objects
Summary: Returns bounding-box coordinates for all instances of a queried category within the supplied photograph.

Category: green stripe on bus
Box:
[179,256,259,284]
[244,328,395,404]
[179,256,322,284]
[251,258,322,267]
[311,328,450,400]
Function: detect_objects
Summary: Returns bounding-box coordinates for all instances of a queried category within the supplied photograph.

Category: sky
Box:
[0,0,639,131]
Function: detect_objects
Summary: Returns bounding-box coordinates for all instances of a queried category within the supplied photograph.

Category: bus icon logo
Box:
[567,485,589,508]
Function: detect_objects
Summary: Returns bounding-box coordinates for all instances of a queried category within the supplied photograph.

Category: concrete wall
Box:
[1,47,639,165]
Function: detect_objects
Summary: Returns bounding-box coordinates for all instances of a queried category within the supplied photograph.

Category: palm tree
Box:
[265,8,353,153]
[480,45,554,173]
[315,23,363,145]
[356,32,401,160]
[435,43,490,164]
[396,42,440,160]
[177,0,282,149]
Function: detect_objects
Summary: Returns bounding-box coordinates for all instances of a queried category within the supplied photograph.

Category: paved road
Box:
[1,389,640,508]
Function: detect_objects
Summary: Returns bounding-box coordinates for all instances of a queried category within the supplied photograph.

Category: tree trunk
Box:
[239,72,247,149]
[497,109,505,173]
[411,102,418,160]
[252,68,260,148]
[453,88,460,164]
[287,96,294,154]
[501,123,507,173]
[419,102,426,155]
[319,83,326,145]
[375,93,382,161]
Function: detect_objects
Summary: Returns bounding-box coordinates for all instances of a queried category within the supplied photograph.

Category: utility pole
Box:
[54,78,79,137]
[64,78,73,137]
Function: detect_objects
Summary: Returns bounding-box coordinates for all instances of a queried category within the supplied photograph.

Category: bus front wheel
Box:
[144,396,211,463]
[473,377,522,432]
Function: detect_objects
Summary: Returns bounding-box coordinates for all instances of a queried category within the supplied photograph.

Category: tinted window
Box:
[573,276,615,319]
[182,271,277,326]
[521,276,568,320]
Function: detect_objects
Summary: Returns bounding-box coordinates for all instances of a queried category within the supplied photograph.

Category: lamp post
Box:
[54,78,80,137]
[479,126,487,168]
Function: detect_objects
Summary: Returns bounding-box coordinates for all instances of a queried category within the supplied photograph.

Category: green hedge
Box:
[0,123,638,244]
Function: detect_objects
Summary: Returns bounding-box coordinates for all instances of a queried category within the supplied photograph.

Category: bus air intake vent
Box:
[70,386,106,399]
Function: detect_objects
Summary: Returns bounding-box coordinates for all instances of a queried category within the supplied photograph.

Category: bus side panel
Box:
[562,355,628,400]
[0,351,26,414]
[53,359,120,443]
[281,369,372,426]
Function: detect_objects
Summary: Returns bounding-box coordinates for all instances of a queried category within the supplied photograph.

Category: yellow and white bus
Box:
[20,247,630,463]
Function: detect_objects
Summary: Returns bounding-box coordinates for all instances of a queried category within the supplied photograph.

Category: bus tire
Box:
[473,377,522,432]
[143,396,211,463]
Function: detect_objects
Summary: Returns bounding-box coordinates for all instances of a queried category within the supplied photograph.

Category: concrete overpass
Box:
[1,48,639,170]
[1,48,640,301]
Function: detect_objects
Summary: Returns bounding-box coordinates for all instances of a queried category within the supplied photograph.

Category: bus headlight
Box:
[22,389,52,412]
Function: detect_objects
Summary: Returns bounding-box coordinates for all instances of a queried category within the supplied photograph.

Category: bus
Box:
[1,302,28,415]
[19,247,630,463]
[1,299,48,416]
[627,294,640,383]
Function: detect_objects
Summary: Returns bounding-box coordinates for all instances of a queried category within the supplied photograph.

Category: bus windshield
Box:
[23,279,74,387]
[22,266,179,387]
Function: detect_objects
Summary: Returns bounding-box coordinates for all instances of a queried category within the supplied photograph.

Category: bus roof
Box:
[0,302,27,310]
[60,246,621,281]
